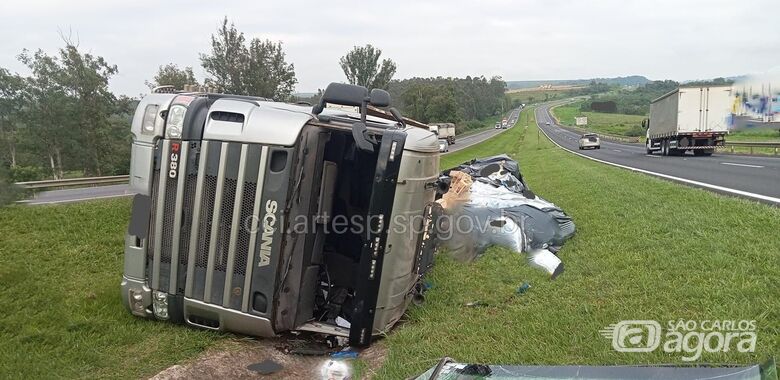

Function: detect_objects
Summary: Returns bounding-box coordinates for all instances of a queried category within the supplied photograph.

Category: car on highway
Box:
[438,138,450,152]
[495,122,501,129]
[578,133,601,150]
[545,122,551,126]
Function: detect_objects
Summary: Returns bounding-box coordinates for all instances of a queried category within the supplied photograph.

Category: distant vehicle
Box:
[501,119,508,128]
[495,122,501,129]
[645,86,731,156]
[429,123,456,144]
[579,133,601,150]
[438,139,450,152]
[545,122,551,126]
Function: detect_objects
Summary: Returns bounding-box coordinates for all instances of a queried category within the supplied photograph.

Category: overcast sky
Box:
[1,0,777,96]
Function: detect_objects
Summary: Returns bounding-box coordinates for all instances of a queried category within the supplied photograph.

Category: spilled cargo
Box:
[435,155,575,278]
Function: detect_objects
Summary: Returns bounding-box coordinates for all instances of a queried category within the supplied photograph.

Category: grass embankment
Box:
[375,107,780,378]
[553,101,646,137]
[0,199,224,378]
[507,88,582,106]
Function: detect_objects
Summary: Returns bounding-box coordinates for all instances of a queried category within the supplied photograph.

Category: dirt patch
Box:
[151,337,387,380]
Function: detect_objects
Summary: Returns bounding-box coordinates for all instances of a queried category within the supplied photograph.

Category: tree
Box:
[339,44,397,89]
[245,38,297,100]
[17,40,123,178]
[201,17,297,99]
[146,63,199,90]
[57,42,120,176]
[201,18,247,94]
[17,49,73,179]
[0,68,26,168]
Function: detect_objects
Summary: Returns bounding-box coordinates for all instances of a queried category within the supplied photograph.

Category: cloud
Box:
[1,0,778,96]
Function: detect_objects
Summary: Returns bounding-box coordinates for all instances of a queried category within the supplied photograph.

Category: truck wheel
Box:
[694,149,713,157]
[646,140,652,154]
[661,140,669,156]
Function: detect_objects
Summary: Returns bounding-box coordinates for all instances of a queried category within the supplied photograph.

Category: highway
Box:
[447,107,522,153]
[22,108,524,205]
[535,103,780,205]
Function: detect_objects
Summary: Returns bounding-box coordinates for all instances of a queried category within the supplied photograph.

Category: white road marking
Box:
[645,154,661,158]
[538,117,780,205]
[613,149,622,152]
[720,162,764,169]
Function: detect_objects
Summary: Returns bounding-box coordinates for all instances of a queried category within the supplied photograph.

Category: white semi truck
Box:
[429,123,455,144]
[645,86,732,156]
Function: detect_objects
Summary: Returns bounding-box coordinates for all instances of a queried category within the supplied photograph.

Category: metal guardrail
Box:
[721,141,780,155]
[15,175,129,190]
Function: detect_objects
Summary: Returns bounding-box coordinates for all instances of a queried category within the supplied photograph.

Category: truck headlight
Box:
[165,105,186,139]
[152,290,169,320]
[129,288,147,316]
[141,104,159,135]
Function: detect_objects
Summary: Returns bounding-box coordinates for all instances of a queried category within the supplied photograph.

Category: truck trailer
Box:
[429,123,456,144]
[646,86,732,156]
[121,83,440,347]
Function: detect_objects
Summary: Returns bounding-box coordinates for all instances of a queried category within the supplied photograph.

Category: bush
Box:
[0,167,22,206]
[626,124,646,137]
[9,166,47,182]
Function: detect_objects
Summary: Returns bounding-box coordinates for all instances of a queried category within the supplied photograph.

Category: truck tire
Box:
[694,149,713,157]
[646,140,652,155]
[661,139,669,156]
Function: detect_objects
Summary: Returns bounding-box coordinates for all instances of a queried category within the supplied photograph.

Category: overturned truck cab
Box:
[122,83,439,347]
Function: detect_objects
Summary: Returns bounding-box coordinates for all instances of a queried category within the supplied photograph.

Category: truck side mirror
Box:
[369,89,391,107]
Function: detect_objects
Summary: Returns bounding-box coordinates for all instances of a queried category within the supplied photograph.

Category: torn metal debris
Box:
[435,155,575,278]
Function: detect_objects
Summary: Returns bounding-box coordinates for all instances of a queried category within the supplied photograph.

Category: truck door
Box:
[349,128,407,347]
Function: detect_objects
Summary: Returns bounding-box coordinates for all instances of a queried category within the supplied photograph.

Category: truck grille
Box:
[147,139,269,312]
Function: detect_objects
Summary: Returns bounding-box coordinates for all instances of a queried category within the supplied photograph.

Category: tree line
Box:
[581,80,680,115]
[0,17,511,203]
[386,76,509,125]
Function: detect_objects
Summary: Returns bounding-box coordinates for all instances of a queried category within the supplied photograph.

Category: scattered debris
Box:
[247,359,283,375]
[465,301,489,307]
[330,349,359,359]
[335,316,351,329]
[516,282,531,295]
[436,155,575,278]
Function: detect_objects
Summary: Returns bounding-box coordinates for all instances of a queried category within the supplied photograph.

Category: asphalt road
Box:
[23,108,524,205]
[447,107,522,153]
[535,103,780,205]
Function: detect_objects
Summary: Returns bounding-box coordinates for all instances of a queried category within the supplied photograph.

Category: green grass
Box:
[507,88,582,105]
[0,199,224,378]
[2,107,779,378]
[553,101,647,137]
[727,128,780,142]
[375,107,780,378]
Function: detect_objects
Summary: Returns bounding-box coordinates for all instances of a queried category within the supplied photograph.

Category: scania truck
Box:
[121,83,440,347]
[645,86,732,156]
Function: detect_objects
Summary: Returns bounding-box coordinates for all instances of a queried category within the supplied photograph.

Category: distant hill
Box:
[506,76,650,90]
